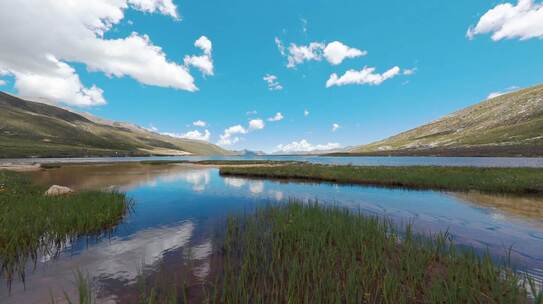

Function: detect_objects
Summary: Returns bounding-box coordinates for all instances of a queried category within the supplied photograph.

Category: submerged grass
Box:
[0,170,131,290]
[213,202,540,303]
[220,163,543,194]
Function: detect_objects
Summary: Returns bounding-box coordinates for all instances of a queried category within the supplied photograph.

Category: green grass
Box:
[65,202,542,303]
[220,164,543,194]
[212,203,541,303]
[0,170,131,290]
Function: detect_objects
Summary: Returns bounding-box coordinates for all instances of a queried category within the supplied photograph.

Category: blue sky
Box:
[0,0,542,153]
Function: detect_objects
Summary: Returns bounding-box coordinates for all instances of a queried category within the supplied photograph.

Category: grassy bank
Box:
[220,164,543,194]
[0,170,131,289]
[65,203,541,303]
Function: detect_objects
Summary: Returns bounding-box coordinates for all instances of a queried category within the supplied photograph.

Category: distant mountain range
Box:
[0,92,233,158]
[346,84,543,157]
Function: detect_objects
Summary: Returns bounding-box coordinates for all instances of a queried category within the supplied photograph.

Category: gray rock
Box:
[44,185,73,196]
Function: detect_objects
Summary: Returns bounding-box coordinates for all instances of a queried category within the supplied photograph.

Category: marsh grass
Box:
[212,202,541,303]
[66,202,541,303]
[0,170,131,290]
[220,164,543,194]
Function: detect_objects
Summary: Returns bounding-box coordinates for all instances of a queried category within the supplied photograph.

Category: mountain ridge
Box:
[0,92,234,158]
[347,84,543,157]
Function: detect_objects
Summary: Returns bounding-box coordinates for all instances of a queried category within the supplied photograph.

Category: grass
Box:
[220,163,543,194]
[212,203,541,303]
[65,203,542,303]
[0,170,131,290]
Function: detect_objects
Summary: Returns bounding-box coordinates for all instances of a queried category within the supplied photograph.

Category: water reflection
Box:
[1,164,542,303]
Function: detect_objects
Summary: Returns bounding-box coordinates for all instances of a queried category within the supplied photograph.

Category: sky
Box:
[0,0,542,153]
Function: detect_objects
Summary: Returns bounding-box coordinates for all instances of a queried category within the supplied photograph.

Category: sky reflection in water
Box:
[2,164,543,303]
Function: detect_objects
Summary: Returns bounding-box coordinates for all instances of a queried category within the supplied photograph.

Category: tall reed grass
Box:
[0,170,131,290]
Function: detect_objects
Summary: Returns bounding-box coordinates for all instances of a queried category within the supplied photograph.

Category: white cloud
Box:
[246,110,258,115]
[263,74,283,91]
[326,66,401,88]
[162,129,211,142]
[0,0,208,107]
[0,80,5,86]
[304,109,309,117]
[301,18,308,33]
[274,37,286,56]
[467,0,543,41]
[184,36,214,76]
[323,41,367,65]
[487,86,519,99]
[275,139,341,153]
[279,40,365,68]
[286,42,325,68]
[332,123,340,132]
[268,112,284,122]
[217,118,267,146]
[249,119,265,130]
[194,36,212,56]
[128,0,179,19]
[217,124,248,146]
[193,120,207,127]
[403,68,417,76]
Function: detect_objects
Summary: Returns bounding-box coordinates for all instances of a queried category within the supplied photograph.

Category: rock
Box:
[44,185,73,196]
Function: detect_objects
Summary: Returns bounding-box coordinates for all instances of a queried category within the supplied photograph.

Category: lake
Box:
[1,162,543,303]
[3,155,543,167]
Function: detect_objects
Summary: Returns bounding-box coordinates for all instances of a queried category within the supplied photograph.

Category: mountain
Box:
[0,92,233,158]
[348,84,543,157]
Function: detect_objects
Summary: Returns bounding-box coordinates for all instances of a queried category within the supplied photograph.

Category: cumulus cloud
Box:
[277,39,366,68]
[249,119,265,130]
[128,0,179,19]
[323,41,367,65]
[332,123,340,132]
[184,36,214,76]
[326,66,401,88]
[162,129,211,142]
[267,112,284,122]
[304,109,309,117]
[263,74,283,91]
[0,0,213,107]
[217,125,248,146]
[193,120,207,127]
[275,139,341,153]
[217,118,267,146]
[467,0,543,41]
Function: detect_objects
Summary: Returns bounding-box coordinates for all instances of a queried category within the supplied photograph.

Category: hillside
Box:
[348,84,543,157]
[0,92,233,158]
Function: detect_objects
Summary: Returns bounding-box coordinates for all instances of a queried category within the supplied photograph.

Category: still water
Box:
[1,163,543,303]
[3,155,543,167]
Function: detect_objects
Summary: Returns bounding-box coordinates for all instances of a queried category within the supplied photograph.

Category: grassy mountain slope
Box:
[0,92,233,158]
[349,84,543,157]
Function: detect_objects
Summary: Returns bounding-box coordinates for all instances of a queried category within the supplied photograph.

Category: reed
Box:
[0,170,131,290]
[220,163,543,194]
[211,202,541,303]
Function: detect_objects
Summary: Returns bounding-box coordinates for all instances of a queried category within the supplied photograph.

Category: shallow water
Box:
[1,163,543,303]
[3,155,543,167]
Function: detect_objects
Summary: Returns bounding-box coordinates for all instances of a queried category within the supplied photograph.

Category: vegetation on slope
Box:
[220,163,543,194]
[0,92,232,157]
[0,170,131,289]
[349,84,543,156]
